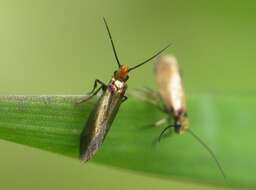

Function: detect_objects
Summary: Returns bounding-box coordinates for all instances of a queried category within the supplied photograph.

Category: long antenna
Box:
[103,17,121,68]
[158,125,173,142]
[128,43,172,72]
[188,129,226,180]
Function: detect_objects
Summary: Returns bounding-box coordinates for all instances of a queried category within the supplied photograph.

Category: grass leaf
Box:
[0,95,254,189]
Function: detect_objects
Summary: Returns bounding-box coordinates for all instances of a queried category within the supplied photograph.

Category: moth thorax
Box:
[108,78,125,94]
[114,80,125,89]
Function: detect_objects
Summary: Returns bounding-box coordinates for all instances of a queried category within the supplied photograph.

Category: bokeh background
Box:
[0,0,255,189]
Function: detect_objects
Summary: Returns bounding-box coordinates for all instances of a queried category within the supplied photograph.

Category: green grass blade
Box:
[0,95,254,189]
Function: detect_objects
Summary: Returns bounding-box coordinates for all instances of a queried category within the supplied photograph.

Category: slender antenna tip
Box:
[128,42,173,72]
[188,129,227,180]
[165,43,173,49]
[103,17,107,25]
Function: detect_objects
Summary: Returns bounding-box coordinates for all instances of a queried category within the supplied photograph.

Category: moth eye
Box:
[124,75,129,81]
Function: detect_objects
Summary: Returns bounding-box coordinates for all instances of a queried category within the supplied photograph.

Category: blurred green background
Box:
[0,0,255,189]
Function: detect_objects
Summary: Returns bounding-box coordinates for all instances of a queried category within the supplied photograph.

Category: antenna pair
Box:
[103,17,171,72]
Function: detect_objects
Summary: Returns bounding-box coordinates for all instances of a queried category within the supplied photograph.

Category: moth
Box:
[79,18,171,162]
[134,55,226,179]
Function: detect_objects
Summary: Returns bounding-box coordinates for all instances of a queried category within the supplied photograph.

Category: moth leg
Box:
[87,79,107,95]
[76,79,107,104]
[140,117,168,131]
[122,95,128,103]
[154,117,168,127]
[76,87,102,104]
[158,124,174,142]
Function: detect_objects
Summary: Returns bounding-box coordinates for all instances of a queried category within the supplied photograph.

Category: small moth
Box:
[79,18,171,162]
[155,55,188,134]
[154,55,226,179]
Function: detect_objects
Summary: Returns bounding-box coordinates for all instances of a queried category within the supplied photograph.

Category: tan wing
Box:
[155,55,187,116]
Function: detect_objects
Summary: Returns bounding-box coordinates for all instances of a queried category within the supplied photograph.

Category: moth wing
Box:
[129,87,165,109]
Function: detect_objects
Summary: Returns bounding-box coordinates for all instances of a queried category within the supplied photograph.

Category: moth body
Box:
[155,55,188,133]
[154,55,226,179]
[79,18,170,162]
[80,77,126,161]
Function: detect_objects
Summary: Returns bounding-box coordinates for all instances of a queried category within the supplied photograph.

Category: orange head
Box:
[115,64,129,81]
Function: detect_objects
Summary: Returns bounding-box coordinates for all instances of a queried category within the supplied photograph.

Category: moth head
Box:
[115,64,129,81]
